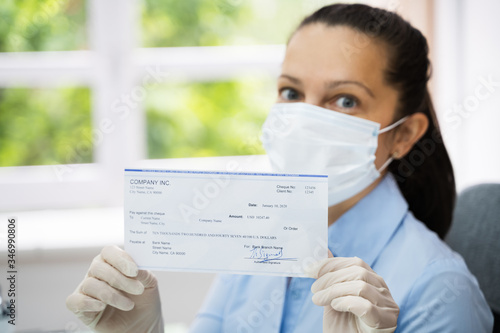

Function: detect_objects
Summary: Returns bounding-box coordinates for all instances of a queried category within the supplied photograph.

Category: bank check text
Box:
[124,169,328,277]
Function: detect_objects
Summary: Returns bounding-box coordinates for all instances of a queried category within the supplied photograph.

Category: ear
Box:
[391,112,429,159]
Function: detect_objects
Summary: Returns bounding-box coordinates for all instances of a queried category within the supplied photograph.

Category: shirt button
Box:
[291,290,301,300]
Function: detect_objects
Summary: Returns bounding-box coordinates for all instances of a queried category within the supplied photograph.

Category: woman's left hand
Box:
[307,252,399,333]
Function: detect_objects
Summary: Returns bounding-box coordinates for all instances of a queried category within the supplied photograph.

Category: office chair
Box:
[446,183,500,333]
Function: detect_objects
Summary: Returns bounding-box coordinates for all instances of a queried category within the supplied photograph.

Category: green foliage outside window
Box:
[0,0,88,167]
[141,0,319,159]
[146,77,275,159]
[0,0,330,166]
[0,88,92,167]
[141,0,316,47]
[0,0,86,52]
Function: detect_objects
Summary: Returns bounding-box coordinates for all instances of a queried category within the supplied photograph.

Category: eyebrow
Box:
[279,74,375,98]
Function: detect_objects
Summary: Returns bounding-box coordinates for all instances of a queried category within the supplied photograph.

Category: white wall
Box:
[434,0,500,191]
[0,247,215,332]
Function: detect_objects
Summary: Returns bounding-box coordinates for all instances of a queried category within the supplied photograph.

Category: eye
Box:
[335,95,358,109]
[279,88,300,101]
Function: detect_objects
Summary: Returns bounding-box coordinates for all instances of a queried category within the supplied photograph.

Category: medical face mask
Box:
[261,102,407,206]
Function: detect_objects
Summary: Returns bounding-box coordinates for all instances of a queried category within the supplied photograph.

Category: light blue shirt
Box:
[189,174,493,332]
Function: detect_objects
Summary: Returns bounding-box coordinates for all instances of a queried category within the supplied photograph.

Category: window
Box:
[3,0,452,212]
[145,79,273,159]
[0,0,87,52]
[0,87,91,167]
[0,0,309,211]
[141,0,317,47]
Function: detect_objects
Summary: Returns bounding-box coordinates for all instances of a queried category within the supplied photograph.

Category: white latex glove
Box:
[66,245,163,333]
[306,251,399,333]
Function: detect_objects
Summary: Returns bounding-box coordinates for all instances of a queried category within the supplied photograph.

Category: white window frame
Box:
[1,0,447,211]
[0,0,284,211]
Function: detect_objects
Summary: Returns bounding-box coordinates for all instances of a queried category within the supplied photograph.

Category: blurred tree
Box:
[146,78,274,159]
[0,0,330,166]
[0,0,89,167]
[0,88,91,167]
[0,0,87,52]
[141,0,318,159]
[141,0,313,47]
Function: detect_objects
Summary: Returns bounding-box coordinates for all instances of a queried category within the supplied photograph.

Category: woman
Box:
[66,4,493,332]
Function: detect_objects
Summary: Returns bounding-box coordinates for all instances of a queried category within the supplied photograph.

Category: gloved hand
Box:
[66,245,164,333]
[307,252,399,333]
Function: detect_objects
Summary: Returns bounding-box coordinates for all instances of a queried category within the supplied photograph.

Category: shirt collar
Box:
[328,173,409,267]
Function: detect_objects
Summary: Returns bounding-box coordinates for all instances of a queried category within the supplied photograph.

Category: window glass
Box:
[141,0,330,47]
[146,77,275,158]
[0,87,92,166]
[0,0,87,52]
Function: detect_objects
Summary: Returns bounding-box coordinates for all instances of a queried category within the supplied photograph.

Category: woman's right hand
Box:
[66,245,164,333]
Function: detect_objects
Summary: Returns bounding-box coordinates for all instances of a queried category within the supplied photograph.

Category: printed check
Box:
[124,169,328,277]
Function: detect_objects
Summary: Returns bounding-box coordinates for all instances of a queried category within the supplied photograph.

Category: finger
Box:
[66,293,106,325]
[311,265,387,293]
[80,277,134,311]
[319,257,375,279]
[330,295,399,329]
[136,269,158,289]
[304,257,331,279]
[88,257,145,295]
[312,280,394,308]
[303,249,334,279]
[306,256,374,280]
[101,245,139,277]
[66,292,106,313]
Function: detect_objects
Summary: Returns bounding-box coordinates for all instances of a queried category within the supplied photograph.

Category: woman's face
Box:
[277,23,399,169]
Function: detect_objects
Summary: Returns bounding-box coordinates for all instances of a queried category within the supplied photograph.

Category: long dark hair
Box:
[296,4,456,239]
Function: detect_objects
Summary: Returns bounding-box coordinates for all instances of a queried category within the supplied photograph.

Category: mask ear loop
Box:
[378,156,394,173]
[379,116,409,134]
[377,151,400,173]
[377,116,408,173]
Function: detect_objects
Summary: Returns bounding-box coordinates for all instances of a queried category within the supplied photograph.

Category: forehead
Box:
[283,24,389,87]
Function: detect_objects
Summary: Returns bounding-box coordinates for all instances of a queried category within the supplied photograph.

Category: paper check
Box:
[124,169,328,277]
